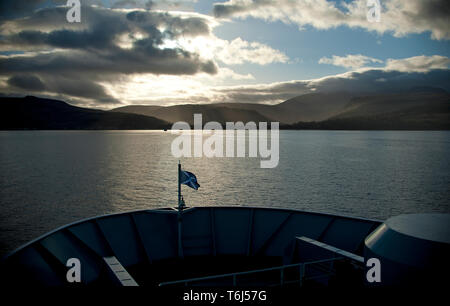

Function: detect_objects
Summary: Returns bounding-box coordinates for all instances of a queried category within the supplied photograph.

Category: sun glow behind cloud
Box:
[102,66,256,107]
[0,1,448,108]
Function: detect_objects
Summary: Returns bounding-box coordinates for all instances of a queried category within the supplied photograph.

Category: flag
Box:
[180,170,200,190]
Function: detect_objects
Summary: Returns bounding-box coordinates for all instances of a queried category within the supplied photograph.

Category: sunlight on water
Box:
[0,130,449,255]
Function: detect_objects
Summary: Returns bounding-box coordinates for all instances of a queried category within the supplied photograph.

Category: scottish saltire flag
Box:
[180,170,200,190]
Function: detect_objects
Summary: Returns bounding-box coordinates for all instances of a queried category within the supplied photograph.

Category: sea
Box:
[1,130,449,256]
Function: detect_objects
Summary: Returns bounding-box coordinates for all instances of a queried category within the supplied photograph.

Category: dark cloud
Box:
[316,69,449,93]
[1,6,211,49]
[145,0,156,10]
[7,75,46,91]
[0,0,105,21]
[213,0,277,18]
[44,75,117,102]
[0,46,217,78]
[125,10,210,37]
[4,28,117,50]
[413,0,450,39]
[213,3,247,18]
[0,5,216,104]
[213,83,310,103]
[112,0,139,8]
[213,68,450,104]
[418,0,450,21]
[112,0,155,10]
[5,72,118,103]
[0,0,46,21]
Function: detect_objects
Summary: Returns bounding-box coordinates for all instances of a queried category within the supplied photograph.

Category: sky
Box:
[0,0,449,108]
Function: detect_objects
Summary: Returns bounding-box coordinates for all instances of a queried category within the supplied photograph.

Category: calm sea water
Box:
[1,130,449,256]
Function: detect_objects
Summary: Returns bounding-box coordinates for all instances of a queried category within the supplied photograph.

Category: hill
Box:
[111,92,353,125]
[290,91,450,130]
[111,104,272,125]
[111,89,449,130]
[3,89,449,130]
[0,96,169,130]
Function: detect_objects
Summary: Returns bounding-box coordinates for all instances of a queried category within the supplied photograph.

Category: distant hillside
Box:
[111,89,449,130]
[0,96,169,130]
[111,104,272,125]
[330,92,448,119]
[111,92,353,125]
[2,89,449,130]
[275,92,353,123]
[112,105,163,117]
[210,102,286,122]
[290,91,450,130]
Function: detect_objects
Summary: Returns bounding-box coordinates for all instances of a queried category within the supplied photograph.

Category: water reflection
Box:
[0,130,449,256]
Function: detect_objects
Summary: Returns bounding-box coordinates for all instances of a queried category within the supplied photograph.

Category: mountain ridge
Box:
[0,96,170,130]
[110,89,449,129]
[1,88,449,130]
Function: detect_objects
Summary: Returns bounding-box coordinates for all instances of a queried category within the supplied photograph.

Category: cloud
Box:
[1,2,447,108]
[0,1,107,21]
[209,67,450,105]
[213,0,450,40]
[319,54,383,69]
[217,67,254,80]
[0,0,47,21]
[160,35,289,67]
[210,55,450,104]
[215,37,288,65]
[111,0,155,9]
[3,70,119,103]
[1,7,212,48]
[168,55,449,105]
[102,55,449,107]
[0,5,221,104]
[7,74,46,91]
[385,55,450,72]
[0,47,218,78]
[0,3,290,105]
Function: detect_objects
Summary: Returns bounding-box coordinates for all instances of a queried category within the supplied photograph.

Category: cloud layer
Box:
[319,54,383,69]
[0,1,448,108]
[99,55,450,106]
[208,55,450,104]
[0,6,219,103]
[213,0,450,40]
[0,4,288,105]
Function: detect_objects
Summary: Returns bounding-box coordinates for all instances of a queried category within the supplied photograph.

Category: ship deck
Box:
[1,206,382,287]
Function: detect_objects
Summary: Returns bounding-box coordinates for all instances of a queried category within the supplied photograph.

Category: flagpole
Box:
[177,161,184,259]
[178,161,181,209]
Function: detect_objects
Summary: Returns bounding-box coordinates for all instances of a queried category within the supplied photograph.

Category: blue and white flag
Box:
[180,170,200,190]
